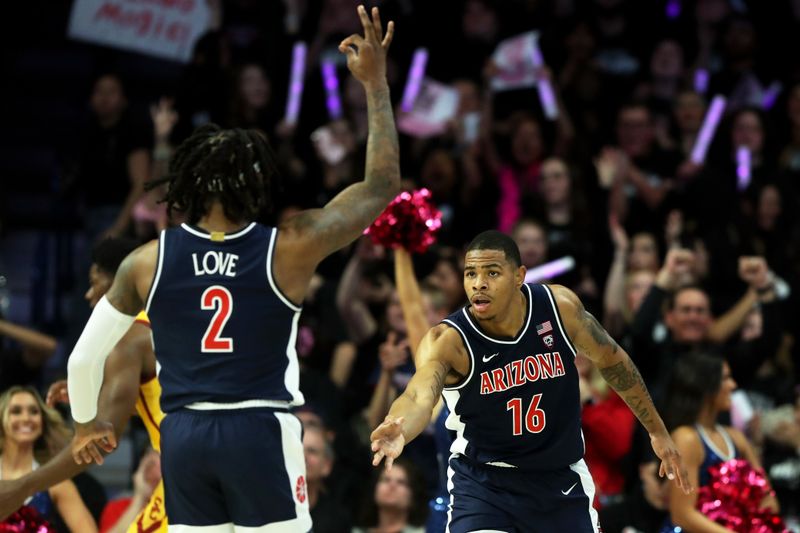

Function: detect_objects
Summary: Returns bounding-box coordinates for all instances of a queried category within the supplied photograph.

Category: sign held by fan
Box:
[397,78,460,138]
[68,0,211,63]
[490,31,540,92]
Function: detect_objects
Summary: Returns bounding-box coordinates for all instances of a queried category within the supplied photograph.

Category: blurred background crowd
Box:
[1,0,800,531]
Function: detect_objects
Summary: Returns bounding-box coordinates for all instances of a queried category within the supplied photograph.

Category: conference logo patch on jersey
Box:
[543,334,554,347]
[479,352,566,395]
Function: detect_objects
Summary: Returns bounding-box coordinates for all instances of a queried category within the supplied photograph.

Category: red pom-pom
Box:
[696,459,788,533]
[0,505,57,533]
[363,188,442,253]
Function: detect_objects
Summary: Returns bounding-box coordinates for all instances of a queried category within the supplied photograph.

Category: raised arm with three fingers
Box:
[273,5,400,305]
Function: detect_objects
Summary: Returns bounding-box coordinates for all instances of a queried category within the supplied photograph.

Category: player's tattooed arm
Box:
[552,284,692,494]
[277,7,399,267]
[281,85,400,257]
[381,325,463,443]
[552,285,664,432]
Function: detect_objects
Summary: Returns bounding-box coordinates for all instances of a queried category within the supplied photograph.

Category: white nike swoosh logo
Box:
[482,352,500,363]
[561,482,578,495]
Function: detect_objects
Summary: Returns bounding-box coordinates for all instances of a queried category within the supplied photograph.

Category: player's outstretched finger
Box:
[357,5,377,42]
[371,7,382,39]
[382,21,395,49]
[385,454,395,471]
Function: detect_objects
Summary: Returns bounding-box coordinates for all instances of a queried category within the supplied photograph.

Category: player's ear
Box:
[516,265,526,287]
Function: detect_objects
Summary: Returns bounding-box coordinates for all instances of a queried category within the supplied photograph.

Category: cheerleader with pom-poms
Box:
[662,353,785,532]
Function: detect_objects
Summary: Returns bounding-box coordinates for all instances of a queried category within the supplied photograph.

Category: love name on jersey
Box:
[192,251,239,277]
[479,352,565,395]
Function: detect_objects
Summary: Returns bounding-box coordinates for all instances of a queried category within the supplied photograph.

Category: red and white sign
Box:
[68,0,211,63]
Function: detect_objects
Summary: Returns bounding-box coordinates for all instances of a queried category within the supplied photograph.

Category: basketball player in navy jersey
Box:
[64,6,398,532]
[371,231,691,532]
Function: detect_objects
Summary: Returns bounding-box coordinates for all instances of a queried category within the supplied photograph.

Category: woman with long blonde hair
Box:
[0,386,97,531]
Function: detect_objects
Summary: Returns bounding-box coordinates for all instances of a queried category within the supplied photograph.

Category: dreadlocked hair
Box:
[146,123,278,224]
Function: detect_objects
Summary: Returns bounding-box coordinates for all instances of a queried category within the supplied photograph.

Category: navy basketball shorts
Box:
[160,407,311,532]
[445,455,601,533]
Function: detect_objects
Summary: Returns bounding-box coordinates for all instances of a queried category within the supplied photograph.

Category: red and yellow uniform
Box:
[129,311,167,533]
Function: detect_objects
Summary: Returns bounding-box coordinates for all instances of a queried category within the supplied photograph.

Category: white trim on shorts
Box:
[185,400,291,411]
[169,523,312,533]
[169,525,233,533]
[569,459,601,533]
[273,412,312,532]
[446,455,456,533]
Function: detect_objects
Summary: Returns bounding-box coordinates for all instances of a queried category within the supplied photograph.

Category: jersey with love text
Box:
[441,283,584,470]
[146,222,304,412]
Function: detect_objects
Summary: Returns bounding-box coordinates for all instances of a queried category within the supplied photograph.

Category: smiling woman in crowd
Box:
[0,386,97,531]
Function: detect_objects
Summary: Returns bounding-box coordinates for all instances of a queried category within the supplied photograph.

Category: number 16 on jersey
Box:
[507,394,546,436]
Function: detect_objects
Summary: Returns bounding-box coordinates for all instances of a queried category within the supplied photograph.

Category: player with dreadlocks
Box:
[65,6,398,532]
[148,125,279,225]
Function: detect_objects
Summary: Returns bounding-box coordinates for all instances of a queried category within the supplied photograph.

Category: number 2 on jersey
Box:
[506,394,546,436]
[201,286,234,352]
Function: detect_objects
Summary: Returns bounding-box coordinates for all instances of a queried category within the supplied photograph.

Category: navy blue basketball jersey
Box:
[146,223,305,413]
[441,284,584,470]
